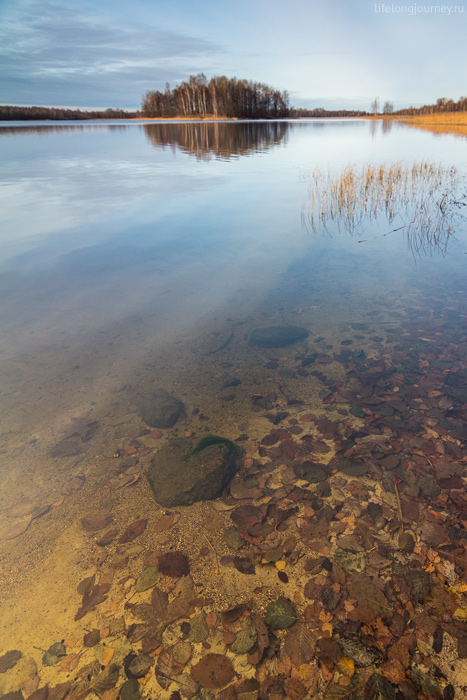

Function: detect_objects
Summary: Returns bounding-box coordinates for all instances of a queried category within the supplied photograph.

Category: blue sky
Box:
[0,0,466,111]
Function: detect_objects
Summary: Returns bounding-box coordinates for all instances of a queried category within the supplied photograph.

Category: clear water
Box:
[0,118,466,681]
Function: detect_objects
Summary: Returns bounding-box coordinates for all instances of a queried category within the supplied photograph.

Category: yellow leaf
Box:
[299,664,310,681]
[453,608,467,620]
[337,656,355,677]
[102,648,115,665]
[275,560,286,570]
[321,622,333,634]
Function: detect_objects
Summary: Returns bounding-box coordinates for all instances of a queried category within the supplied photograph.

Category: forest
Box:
[0,106,137,121]
[394,95,467,116]
[141,74,290,119]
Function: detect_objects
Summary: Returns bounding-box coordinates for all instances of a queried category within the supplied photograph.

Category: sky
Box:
[0,0,466,111]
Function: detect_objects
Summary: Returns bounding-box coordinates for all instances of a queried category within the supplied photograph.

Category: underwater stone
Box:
[136,389,184,428]
[250,325,309,348]
[147,437,243,507]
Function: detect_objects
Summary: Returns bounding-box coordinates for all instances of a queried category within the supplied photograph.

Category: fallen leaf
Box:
[0,650,22,673]
[81,510,112,533]
[135,567,161,592]
[59,654,80,672]
[364,672,396,700]
[61,475,85,496]
[0,517,32,540]
[230,505,263,529]
[158,551,190,577]
[283,624,316,666]
[190,654,235,689]
[233,557,255,575]
[264,599,296,629]
[118,519,147,543]
[154,514,178,533]
[95,529,118,546]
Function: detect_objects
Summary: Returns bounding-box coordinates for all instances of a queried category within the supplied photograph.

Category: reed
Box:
[302,161,466,256]
[400,112,467,126]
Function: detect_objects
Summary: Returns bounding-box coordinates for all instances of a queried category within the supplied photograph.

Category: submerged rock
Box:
[147,436,243,507]
[136,389,184,428]
[250,325,309,348]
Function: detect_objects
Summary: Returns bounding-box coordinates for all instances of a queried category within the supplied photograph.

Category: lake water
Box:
[0,119,466,696]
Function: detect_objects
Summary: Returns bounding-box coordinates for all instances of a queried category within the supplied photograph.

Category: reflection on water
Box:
[302,161,467,257]
[0,119,467,699]
[143,120,289,160]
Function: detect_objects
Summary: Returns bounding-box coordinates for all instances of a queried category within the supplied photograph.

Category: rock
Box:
[136,389,184,428]
[250,326,309,348]
[147,437,243,507]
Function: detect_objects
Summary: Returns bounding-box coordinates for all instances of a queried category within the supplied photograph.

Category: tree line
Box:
[0,105,137,121]
[141,74,290,119]
[369,95,467,117]
[290,107,369,118]
[395,95,467,116]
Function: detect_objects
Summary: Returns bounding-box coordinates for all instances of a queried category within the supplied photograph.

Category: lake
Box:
[0,119,466,697]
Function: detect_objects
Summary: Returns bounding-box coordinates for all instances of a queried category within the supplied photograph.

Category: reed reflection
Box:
[302,161,467,258]
[143,120,289,160]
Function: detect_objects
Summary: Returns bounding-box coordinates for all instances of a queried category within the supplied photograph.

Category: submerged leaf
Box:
[135,567,161,592]
[233,556,255,575]
[118,519,147,543]
[264,599,296,629]
[190,654,235,689]
[347,579,391,615]
[158,551,190,577]
[364,673,396,700]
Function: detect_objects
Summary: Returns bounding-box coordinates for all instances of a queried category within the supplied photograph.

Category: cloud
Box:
[0,0,225,107]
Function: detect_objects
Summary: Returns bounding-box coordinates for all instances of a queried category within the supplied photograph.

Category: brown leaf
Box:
[168,575,195,621]
[75,584,110,620]
[230,505,263,529]
[59,654,80,672]
[26,687,49,700]
[158,551,190,577]
[221,603,250,623]
[118,519,147,543]
[95,529,118,546]
[61,475,85,496]
[151,587,169,620]
[0,517,32,540]
[77,575,96,596]
[348,578,391,615]
[154,514,178,533]
[247,613,269,665]
[381,659,406,684]
[233,557,255,575]
[81,510,112,533]
[283,624,316,666]
[190,654,235,689]
[47,682,70,700]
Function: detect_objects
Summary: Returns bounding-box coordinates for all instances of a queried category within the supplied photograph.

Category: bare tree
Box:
[383,101,394,114]
[371,97,379,116]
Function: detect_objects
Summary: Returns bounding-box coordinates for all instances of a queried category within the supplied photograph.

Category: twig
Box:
[203,533,221,574]
[393,478,404,537]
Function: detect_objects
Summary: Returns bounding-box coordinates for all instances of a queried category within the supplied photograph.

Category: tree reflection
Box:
[143,121,289,160]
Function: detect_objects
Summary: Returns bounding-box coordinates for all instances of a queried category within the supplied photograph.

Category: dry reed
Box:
[302,160,466,256]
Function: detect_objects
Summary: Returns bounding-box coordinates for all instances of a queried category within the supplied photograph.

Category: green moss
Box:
[192,435,236,454]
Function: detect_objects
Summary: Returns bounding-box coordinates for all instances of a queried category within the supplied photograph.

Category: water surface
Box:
[0,118,466,693]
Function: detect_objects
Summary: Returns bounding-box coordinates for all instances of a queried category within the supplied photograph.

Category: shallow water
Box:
[0,118,466,696]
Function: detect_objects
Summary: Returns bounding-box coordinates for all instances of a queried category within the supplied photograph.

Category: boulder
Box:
[136,389,184,428]
[250,325,309,348]
[147,437,242,507]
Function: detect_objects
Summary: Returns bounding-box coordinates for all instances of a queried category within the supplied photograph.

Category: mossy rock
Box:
[147,437,242,507]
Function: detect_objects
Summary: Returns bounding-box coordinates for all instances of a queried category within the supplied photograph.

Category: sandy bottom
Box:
[1,268,466,700]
